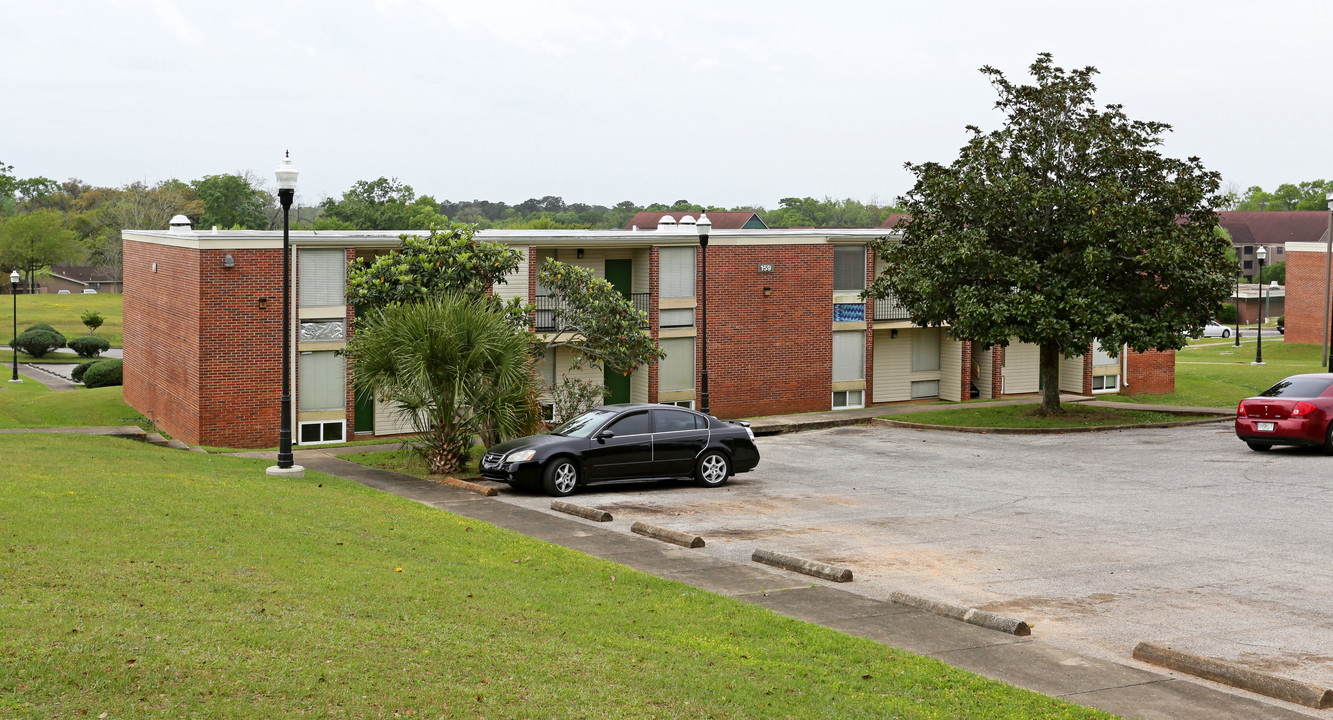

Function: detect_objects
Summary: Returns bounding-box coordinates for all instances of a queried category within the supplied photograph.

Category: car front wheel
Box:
[1222,329,1230,338]
[542,458,579,497]
[695,451,730,487]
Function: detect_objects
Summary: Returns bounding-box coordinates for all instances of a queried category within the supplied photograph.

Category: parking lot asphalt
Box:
[479,421,1332,717]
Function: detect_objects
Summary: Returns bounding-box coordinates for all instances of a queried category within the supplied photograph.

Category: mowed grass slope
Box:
[1,293,123,345]
[0,378,137,429]
[1108,339,1326,408]
[0,434,1119,719]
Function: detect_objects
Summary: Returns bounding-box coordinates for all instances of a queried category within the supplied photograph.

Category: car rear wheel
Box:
[695,451,730,487]
[1323,424,1333,456]
[1246,441,1272,452]
[542,458,579,497]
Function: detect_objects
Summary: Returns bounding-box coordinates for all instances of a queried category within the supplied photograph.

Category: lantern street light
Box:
[697,212,712,416]
[9,270,21,383]
[1253,245,1267,366]
[267,152,303,478]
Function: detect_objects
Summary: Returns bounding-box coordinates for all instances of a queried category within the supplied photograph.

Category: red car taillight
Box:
[1292,401,1318,417]
[1237,401,1247,417]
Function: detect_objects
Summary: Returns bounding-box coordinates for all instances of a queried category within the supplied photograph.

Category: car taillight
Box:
[1292,401,1318,417]
[1237,401,1247,417]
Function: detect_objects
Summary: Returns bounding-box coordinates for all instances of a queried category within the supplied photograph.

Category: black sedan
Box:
[480,404,761,496]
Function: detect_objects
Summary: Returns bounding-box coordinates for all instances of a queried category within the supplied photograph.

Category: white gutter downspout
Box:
[1122,344,1129,391]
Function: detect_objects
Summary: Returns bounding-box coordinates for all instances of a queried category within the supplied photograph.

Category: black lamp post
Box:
[1254,245,1266,366]
[9,270,20,384]
[1233,272,1241,348]
[696,212,712,415]
[273,152,299,472]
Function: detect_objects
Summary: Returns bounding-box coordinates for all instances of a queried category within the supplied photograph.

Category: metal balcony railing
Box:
[873,294,911,321]
[534,293,650,331]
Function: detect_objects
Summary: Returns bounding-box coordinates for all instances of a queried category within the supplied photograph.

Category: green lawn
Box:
[1,292,123,346]
[0,376,137,428]
[887,404,1213,429]
[343,444,485,478]
[0,434,1119,719]
[1105,339,1325,408]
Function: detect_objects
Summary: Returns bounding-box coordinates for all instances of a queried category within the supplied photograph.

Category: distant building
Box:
[1218,212,1328,281]
[47,266,124,294]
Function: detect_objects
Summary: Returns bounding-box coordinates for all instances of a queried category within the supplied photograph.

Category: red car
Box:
[1236,374,1333,452]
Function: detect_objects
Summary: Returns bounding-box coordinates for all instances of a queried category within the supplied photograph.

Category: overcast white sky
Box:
[6,0,1333,210]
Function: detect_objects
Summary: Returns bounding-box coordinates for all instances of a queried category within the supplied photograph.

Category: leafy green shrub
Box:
[71,360,97,383]
[11,328,67,358]
[81,309,105,335]
[1216,304,1237,324]
[82,359,123,389]
[67,336,110,358]
[27,323,60,334]
[1278,315,1285,326]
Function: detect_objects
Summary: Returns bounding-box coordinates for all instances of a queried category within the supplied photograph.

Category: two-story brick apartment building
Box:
[122,217,1173,449]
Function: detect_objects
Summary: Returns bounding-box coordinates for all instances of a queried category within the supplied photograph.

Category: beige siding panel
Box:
[632,248,650,294]
[494,249,527,304]
[939,336,963,401]
[871,329,912,402]
[631,366,648,403]
[974,347,994,399]
[374,398,419,436]
[1002,340,1040,394]
[1060,354,1085,393]
[570,248,605,279]
[557,347,604,387]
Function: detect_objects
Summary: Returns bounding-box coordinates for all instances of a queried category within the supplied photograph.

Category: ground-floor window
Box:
[298,350,346,411]
[832,389,864,409]
[659,400,694,409]
[658,337,695,393]
[911,380,940,399]
[1092,374,1119,392]
[299,420,344,444]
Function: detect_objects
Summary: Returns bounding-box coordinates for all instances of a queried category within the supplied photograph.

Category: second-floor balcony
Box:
[535,293,650,332]
[873,293,911,322]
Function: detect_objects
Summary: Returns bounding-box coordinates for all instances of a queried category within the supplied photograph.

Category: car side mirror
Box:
[595,429,615,440]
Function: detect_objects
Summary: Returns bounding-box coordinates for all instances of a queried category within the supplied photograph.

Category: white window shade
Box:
[832,331,865,382]
[912,328,941,372]
[658,337,695,392]
[1092,340,1118,367]
[299,249,346,307]
[659,247,695,298]
[298,351,346,411]
[660,308,695,328]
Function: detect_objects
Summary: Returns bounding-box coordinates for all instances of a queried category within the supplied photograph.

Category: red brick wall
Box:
[123,240,204,443]
[1125,349,1174,395]
[197,247,285,448]
[1286,250,1329,345]
[699,243,831,418]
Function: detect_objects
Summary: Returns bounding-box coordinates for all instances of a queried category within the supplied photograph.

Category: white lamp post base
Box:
[266,464,305,478]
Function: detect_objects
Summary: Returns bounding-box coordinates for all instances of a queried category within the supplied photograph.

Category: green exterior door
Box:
[352,305,374,433]
[604,259,633,404]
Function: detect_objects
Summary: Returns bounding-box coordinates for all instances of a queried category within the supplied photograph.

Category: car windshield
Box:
[550,409,615,438]
[1260,378,1333,398]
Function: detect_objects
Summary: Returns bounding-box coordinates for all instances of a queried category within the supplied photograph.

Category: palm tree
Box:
[347,293,542,474]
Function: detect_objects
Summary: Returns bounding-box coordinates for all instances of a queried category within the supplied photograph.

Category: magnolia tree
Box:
[535,258,664,375]
[868,54,1234,414]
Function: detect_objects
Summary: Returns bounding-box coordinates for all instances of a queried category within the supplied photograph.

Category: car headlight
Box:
[504,449,536,463]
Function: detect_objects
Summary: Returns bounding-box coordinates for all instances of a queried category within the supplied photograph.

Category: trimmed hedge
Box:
[71,361,98,384]
[82,359,123,389]
[67,336,111,358]
[11,328,67,358]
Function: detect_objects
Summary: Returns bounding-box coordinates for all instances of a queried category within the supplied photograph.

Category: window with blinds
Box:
[299,249,346,307]
[1092,340,1118,366]
[298,351,345,411]
[535,249,557,295]
[658,337,695,392]
[659,247,695,298]
[833,245,865,292]
[832,330,865,382]
[912,328,941,372]
[660,308,695,328]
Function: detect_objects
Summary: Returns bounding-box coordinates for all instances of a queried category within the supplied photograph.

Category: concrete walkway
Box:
[282,447,1305,720]
[12,364,80,391]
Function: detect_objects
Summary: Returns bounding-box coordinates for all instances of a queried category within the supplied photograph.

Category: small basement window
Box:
[1092,375,1119,393]
[299,420,344,445]
[832,390,864,409]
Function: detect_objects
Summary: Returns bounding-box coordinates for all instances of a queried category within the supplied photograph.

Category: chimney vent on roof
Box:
[656,215,677,231]
[168,214,193,234]
[678,214,697,229]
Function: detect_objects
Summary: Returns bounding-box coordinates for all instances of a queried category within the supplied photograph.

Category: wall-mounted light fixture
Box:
[223,253,235,268]
[258,297,268,309]
[763,286,772,297]
[890,329,899,339]
[576,248,585,259]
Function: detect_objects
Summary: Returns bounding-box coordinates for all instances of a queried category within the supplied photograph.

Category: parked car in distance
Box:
[1200,321,1231,338]
[480,403,761,497]
[1236,374,1333,452]
[57,289,71,294]
[82,289,97,294]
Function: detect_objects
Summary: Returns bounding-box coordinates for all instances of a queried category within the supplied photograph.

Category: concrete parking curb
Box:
[439,476,497,496]
[751,549,853,582]
[550,500,612,522]
[630,521,704,548]
[876,416,1228,435]
[890,592,1031,636]
[1133,642,1333,709]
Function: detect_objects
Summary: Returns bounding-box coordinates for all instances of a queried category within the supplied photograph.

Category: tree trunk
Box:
[1038,343,1063,415]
